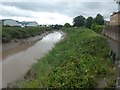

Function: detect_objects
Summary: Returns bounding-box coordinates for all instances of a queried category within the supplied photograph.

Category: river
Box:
[1,31,63,88]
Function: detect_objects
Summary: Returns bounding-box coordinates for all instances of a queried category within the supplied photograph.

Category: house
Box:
[20,21,38,27]
[1,19,22,26]
[110,11,120,26]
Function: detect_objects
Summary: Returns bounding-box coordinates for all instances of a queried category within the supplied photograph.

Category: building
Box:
[1,19,22,26]
[110,11,120,26]
[0,19,38,27]
[20,21,38,27]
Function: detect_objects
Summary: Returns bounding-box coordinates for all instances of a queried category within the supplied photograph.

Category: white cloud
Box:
[0,4,32,17]
[0,0,114,2]
[0,4,72,25]
[31,12,72,25]
[0,1,118,25]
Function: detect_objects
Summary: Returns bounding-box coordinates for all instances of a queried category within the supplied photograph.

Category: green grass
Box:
[2,26,51,43]
[15,27,116,88]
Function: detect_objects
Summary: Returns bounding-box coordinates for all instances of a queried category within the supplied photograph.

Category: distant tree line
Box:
[63,13,104,28]
[63,13,104,34]
[50,13,104,33]
[72,13,104,28]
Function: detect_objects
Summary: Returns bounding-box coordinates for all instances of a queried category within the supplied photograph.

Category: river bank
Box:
[3,31,53,52]
[10,27,116,88]
[2,31,54,60]
[2,26,52,43]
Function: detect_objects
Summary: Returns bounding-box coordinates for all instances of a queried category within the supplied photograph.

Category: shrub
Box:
[91,24,104,34]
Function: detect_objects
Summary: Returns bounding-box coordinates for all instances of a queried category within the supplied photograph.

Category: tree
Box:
[53,24,63,30]
[64,23,71,27]
[73,15,86,27]
[85,16,94,28]
[94,14,104,25]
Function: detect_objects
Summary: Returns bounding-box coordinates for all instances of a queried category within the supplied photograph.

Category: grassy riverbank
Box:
[15,27,116,88]
[2,26,51,43]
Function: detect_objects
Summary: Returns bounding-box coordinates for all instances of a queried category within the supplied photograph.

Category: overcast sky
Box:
[0,0,118,25]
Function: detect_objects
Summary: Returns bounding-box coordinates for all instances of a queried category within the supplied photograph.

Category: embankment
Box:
[2,26,52,43]
[3,31,51,52]
[10,28,116,88]
[2,26,56,52]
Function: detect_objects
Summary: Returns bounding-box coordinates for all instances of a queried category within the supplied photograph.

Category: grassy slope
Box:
[2,26,51,43]
[17,27,116,88]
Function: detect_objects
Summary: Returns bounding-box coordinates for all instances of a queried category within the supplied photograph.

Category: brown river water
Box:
[1,31,63,88]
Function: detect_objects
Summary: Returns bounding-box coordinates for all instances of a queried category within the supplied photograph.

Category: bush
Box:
[91,24,104,34]
[64,23,71,27]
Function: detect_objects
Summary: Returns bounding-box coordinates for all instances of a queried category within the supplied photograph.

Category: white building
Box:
[20,21,38,27]
[2,19,22,26]
[1,19,38,27]
[26,22,38,27]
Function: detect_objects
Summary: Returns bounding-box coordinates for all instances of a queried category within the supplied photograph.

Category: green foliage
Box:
[53,24,63,30]
[85,17,94,28]
[94,14,104,25]
[17,28,115,88]
[73,15,86,27]
[91,24,104,34]
[64,23,71,27]
[2,26,51,43]
[73,14,104,28]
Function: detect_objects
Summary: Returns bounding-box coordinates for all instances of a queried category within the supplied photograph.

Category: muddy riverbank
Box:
[2,31,53,59]
[3,31,53,52]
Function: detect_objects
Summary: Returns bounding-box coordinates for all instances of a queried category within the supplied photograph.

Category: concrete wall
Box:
[103,26,120,42]
[103,11,120,42]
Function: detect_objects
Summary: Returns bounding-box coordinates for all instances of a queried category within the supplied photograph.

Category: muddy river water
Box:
[1,31,63,88]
